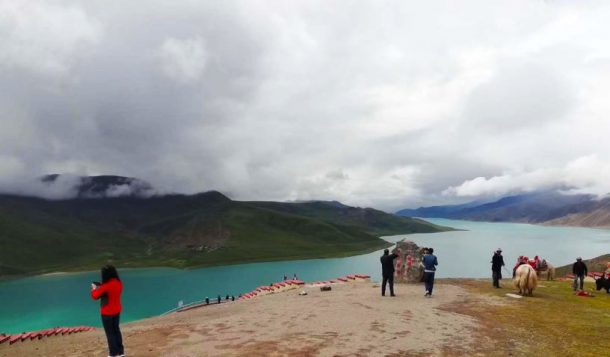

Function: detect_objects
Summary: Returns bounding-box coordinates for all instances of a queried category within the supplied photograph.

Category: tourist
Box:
[491,249,505,288]
[513,256,527,278]
[91,265,124,357]
[293,273,298,280]
[572,257,588,291]
[419,248,429,282]
[422,248,438,297]
[380,248,398,296]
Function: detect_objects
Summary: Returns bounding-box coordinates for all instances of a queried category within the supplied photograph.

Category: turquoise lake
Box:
[2,218,610,334]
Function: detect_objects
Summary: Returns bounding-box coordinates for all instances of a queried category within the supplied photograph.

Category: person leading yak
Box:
[491,249,505,288]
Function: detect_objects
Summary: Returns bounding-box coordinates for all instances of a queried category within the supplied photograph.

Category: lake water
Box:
[2,218,610,334]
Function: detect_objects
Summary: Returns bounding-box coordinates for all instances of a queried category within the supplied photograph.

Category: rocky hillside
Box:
[397,190,610,227]
[543,198,610,228]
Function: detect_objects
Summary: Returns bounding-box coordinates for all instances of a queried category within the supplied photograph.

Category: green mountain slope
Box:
[0,191,451,278]
[250,201,453,235]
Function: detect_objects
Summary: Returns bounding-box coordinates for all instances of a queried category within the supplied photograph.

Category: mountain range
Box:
[397,190,610,227]
[0,175,451,278]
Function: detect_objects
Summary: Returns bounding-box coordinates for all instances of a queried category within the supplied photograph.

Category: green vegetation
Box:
[0,192,450,278]
[449,279,610,356]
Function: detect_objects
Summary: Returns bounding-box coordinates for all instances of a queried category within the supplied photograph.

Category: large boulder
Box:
[392,240,425,283]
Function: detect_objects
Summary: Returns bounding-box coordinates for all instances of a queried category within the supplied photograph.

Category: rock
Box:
[506,293,522,299]
[393,240,425,283]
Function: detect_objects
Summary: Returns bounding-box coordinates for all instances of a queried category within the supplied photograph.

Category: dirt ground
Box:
[1,280,498,357]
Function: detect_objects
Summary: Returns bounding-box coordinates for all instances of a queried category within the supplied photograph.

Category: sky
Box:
[1,0,610,211]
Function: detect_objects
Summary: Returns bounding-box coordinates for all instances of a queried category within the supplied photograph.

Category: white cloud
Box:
[0,0,101,76]
[444,155,610,198]
[292,166,422,210]
[0,173,81,200]
[1,1,610,210]
[158,37,207,84]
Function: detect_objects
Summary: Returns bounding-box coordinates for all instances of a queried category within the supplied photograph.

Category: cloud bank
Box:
[2,0,610,210]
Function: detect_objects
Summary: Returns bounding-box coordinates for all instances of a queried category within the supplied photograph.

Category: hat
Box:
[496,248,502,252]
[577,257,582,260]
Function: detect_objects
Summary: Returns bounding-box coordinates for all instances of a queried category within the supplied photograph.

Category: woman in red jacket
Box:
[91,265,124,357]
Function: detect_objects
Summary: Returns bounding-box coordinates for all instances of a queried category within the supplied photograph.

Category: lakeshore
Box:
[4,218,610,334]
[3,278,610,356]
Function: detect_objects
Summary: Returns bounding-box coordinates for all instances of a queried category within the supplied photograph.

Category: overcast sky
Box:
[1,0,610,211]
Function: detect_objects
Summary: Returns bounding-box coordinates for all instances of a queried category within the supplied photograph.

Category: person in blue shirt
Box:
[422,248,438,297]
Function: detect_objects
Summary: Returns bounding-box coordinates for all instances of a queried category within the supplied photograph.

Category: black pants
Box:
[492,270,502,287]
[423,272,435,294]
[573,274,585,291]
[381,274,394,296]
[102,313,124,356]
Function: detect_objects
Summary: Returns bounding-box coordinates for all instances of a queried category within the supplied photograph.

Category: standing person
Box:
[491,249,505,288]
[380,248,398,296]
[572,257,588,291]
[422,248,438,297]
[91,265,124,357]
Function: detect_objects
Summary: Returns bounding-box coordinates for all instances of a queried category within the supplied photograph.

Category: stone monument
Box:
[391,240,426,283]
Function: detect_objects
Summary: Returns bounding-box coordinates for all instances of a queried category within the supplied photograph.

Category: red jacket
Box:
[91,278,122,316]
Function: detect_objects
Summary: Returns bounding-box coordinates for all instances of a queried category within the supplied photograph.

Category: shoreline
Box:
[39,271,88,277]
[0,241,393,282]
[421,216,610,230]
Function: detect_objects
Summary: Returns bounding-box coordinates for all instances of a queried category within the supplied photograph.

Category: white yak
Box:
[513,264,538,296]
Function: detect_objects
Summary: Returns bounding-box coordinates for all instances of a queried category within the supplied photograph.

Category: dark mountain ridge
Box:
[397,190,597,224]
[0,176,451,278]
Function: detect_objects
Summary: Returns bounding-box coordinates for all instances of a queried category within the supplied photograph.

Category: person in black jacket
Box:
[491,249,505,288]
[380,248,398,296]
[573,257,588,291]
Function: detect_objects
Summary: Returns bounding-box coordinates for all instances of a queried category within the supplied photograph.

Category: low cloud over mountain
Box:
[2,1,610,210]
[0,174,155,200]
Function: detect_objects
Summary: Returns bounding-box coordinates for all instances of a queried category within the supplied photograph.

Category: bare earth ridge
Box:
[1,281,494,357]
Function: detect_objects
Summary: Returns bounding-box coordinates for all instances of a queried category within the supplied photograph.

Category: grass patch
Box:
[444,279,610,356]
